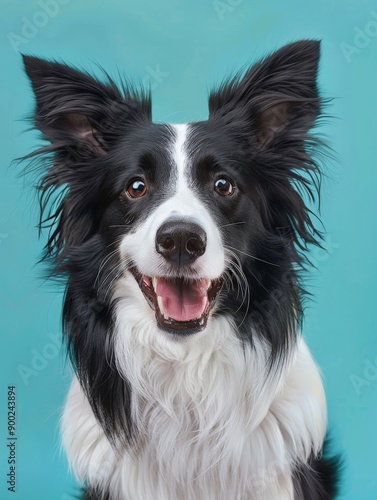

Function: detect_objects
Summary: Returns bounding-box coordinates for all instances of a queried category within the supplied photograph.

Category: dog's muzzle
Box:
[130,218,223,335]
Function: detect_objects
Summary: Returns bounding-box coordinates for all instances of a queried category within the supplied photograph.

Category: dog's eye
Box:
[214,177,235,197]
[126,179,147,199]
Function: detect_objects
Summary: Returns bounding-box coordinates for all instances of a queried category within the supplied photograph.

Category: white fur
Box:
[62,276,327,499]
[172,123,189,192]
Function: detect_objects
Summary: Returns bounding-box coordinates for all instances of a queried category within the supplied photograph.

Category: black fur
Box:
[81,487,110,500]
[22,40,340,498]
[293,441,342,499]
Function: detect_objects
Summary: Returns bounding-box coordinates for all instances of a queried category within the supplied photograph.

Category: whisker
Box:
[227,247,283,312]
[224,261,247,309]
[99,256,134,300]
[95,248,120,288]
[224,245,280,267]
[229,263,249,308]
[225,258,243,295]
[224,251,251,323]
[218,222,246,229]
[99,261,123,292]
[102,261,132,301]
[104,271,124,301]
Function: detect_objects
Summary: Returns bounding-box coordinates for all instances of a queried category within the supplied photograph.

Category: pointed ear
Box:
[208,40,321,148]
[22,55,151,156]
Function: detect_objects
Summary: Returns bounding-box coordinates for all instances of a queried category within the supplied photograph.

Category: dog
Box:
[22,40,340,499]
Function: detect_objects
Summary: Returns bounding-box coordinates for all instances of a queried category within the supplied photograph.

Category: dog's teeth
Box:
[157,295,163,311]
[206,279,212,289]
[157,295,169,319]
[152,277,158,291]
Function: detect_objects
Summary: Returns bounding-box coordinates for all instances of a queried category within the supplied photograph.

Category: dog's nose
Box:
[155,220,207,263]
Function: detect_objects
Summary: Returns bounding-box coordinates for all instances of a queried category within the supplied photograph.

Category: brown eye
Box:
[214,177,235,197]
[126,179,147,198]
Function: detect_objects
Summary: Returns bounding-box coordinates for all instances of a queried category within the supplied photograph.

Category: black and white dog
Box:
[22,40,340,499]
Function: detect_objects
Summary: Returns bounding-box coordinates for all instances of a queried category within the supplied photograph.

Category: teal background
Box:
[0,0,376,498]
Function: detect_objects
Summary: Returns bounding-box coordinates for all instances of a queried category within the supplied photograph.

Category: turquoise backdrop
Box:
[1,0,376,498]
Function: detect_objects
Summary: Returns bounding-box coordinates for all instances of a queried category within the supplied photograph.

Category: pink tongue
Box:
[156,278,209,322]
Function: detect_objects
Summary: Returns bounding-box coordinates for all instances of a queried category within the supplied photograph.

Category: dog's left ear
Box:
[209,40,320,148]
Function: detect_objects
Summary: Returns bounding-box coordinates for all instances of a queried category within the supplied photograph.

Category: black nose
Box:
[155,220,207,264]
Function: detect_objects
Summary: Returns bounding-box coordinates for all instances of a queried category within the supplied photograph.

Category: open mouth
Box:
[130,268,223,335]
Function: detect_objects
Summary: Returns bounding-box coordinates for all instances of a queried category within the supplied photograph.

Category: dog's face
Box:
[102,120,268,335]
[23,40,322,340]
[115,123,226,334]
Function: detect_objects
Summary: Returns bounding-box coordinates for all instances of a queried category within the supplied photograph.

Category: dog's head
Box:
[23,40,323,344]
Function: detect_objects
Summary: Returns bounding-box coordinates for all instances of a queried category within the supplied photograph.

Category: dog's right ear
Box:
[22,56,151,261]
[22,55,151,156]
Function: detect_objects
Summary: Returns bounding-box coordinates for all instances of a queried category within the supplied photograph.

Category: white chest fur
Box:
[62,304,326,500]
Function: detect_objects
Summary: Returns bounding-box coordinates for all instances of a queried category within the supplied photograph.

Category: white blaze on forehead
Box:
[170,123,189,193]
[118,121,225,280]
